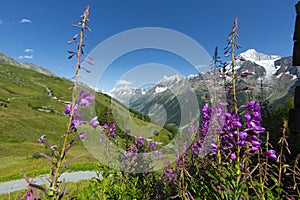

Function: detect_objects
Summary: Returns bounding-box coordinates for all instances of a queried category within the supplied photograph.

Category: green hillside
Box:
[0,62,170,182]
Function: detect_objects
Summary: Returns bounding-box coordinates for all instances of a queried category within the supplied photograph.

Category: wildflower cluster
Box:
[64,90,97,132]
[122,135,162,172]
[100,123,116,141]
[202,101,275,161]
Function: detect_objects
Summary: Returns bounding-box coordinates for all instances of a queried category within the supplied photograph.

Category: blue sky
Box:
[0,0,297,91]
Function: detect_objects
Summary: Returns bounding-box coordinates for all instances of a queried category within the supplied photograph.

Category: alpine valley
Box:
[0,52,172,182]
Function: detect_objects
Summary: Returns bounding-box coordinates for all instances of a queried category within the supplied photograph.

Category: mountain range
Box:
[110,49,299,126]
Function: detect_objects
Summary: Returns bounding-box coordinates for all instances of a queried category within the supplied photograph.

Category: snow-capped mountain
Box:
[239,49,280,62]
[158,74,186,87]
[110,49,298,126]
[238,49,281,80]
[109,85,148,105]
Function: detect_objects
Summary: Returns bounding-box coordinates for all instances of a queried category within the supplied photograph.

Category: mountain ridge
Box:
[112,49,297,102]
[110,49,299,126]
[0,52,54,76]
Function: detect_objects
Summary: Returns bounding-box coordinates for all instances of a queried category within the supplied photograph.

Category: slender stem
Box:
[244,155,250,199]
[258,147,265,200]
[213,47,222,167]
[213,47,218,105]
[180,155,186,200]
[230,18,241,179]
[277,120,287,199]
[293,154,300,196]
[216,135,222,166]
[52,5,90,194]
[231,29,238,114]
[264,132,270,183]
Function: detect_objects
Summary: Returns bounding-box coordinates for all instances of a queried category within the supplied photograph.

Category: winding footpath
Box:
[0,81,98,195]
[0,171,98,195]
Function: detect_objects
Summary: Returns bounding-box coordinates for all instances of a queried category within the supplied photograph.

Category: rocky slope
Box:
[0,52,54,76]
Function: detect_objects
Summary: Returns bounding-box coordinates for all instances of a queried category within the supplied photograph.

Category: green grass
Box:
[0,179,91,199]
[0,63,171,183]
[0,142,98,182]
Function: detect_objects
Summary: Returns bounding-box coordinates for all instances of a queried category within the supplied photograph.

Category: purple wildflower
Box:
[25,191,34,200]
[64,104,72,115]
[135,136,145,148]
[233,121,243,128]
[78,132,86,139]
[251,140,261,147]
[103,123,109,129]
[71,113,84,130]
[109,123,115,132]
[89,116,99,128]
[237,140,245,146]
[244,113,251,121]
[245,101,260,112]
[77,90,94,107]
[231,152,237,160]
[162,168,177,183]
[146,141,156,151]
[224,112,242,130]
[200,103,212,136]
[100,123,116,141]
[263,150,277,159]
[38,135,46,142]
[158,150,163,159]
[192,140,200,157]
[239,131,247,140]
[252,111,261,121]
[211,143,218,153]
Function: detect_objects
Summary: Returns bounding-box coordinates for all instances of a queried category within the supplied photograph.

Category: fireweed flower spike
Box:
[263,150,277,159]
[23,6,99,199]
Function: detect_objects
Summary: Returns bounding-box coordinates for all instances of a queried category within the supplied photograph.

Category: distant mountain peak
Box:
[0,52,23,67]
[239,49,280,62]
[158,74,185,86]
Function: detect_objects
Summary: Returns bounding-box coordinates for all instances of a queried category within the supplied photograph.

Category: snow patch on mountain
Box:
[159,74,185,86]
[239,49,281,80]
[255,59,278,79]
[240,49,280,62]
[155,86,168,93]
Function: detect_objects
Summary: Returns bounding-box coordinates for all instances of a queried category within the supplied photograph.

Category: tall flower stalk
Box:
[277,120,288,199]
[23,6,97,200]
[225,17,241,114]
[224,17,243,178]
[211,47,222,166]
[53,5,91,189]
